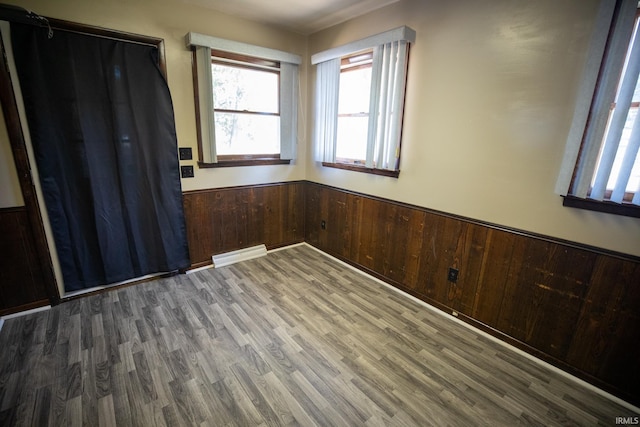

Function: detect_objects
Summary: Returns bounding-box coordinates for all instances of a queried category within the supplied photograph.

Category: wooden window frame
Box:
[325,50,388,173]
[193,49,290,168]
[321,48,406,178]
[322,161,400,177]
[564,5,640,217]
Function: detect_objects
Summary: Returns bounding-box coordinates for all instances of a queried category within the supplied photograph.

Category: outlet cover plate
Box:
[179,147,193,160]
[181,165,194,178]
[448,267,459,283]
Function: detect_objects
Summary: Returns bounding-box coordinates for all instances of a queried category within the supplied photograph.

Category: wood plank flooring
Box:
[0,245,637,426]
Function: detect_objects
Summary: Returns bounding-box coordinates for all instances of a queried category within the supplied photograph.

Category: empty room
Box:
[0,0,639,425]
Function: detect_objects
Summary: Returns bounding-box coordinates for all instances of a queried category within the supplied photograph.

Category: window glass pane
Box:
[214,112,280,155]
[212,63,278,113]
[336,116,368,161]
[336,66,371,162]
[605,107,640,191]
[628,148,640,193]
[338,67,371,114]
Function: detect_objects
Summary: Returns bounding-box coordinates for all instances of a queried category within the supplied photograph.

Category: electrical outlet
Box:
[448,267,459,283]
[321,220,326,230]
[181,165,194,178]
[179,147,193,160]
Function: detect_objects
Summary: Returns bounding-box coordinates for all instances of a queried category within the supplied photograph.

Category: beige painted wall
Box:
[3,0,639,257]
[7,0,308,192]
[307,0,640,257]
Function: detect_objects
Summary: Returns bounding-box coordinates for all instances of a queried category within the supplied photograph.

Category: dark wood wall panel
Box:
[567,257,640,393]
[304,181,640,405]
[183,182,305,267]
[0,207,49,315]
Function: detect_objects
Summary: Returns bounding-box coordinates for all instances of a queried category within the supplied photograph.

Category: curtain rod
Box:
[1,5,165,48]
[0,3,52,38]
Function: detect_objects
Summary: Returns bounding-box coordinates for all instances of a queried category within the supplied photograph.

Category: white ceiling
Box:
[181,0,400,34]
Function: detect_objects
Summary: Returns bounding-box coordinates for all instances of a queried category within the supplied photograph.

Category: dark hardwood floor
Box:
[0,245,637,426]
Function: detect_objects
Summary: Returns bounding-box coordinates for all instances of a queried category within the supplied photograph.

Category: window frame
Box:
[334,50,373,167]
[324,48,405,178]
[192,48,289,167]
[592,7,640,205]
[324,46,410,177]
[187,33,300,168]
[312,26,415,178]
[558,0,640,217]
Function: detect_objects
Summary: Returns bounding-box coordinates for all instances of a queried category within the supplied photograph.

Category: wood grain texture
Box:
[0,207,49,315]
[182,182,305,268]
[0,245,635,426]
[304,181,640,405]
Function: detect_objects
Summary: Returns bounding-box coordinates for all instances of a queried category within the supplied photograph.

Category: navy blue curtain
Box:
[11,24,190,291]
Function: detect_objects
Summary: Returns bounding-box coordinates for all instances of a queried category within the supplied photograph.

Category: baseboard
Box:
[0,304,51,321]
[185,264,214,274]
[212,244,267,268]
[63,271,168,299]
[268,242,306,253]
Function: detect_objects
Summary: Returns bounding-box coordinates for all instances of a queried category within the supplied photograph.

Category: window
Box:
[187,33,300,167]
[557,0,640,217]
[211,52,280,158]
[312,26,415,177]
[336,51,372,164]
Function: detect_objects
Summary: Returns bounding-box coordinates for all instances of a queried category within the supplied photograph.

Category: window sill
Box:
[198,158,291,168]
[562,195,640,218]
[322,162,400,178]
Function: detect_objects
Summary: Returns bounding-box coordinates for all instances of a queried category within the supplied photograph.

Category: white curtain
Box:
[554,0,617,195]
[612,100,640,204]
[280,62,299,160]
[195,46,217,163]
[314,58,340,163]
[591,15,640,202]
[556,0,639,203]
[367,40,408,170]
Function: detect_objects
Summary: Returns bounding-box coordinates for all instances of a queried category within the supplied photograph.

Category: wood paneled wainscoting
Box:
[304,181,640,406]
[0,206,50,315]
[182,181,305,268]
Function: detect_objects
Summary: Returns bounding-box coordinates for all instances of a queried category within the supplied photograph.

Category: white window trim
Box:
[187,32,301,65]
[186,33,301,163]
[194,46,217,162]
[312,26,415,173]
[311,26,415,65]
[556,0,640,206]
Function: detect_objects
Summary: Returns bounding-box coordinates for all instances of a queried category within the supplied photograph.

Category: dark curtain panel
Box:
[11,24,190,292]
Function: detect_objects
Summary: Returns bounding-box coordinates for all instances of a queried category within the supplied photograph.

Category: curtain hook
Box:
[26,10,53,39]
